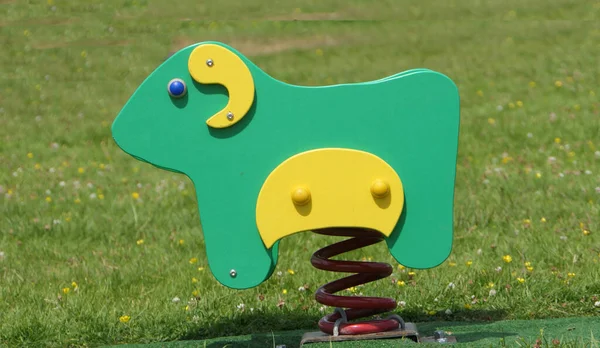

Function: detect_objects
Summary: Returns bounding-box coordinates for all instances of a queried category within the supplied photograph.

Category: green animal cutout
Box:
[112,41,460,290]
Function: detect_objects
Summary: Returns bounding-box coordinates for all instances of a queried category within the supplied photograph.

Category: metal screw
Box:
[206,59,213,67]
[226,112,234,121]
[229,269,237,277]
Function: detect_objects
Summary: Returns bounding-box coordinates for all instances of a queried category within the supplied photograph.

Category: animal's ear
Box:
[187,43,255,129]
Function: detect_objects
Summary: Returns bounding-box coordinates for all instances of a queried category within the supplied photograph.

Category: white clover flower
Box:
[445,309,452,315]
[489,289,497,296]
[447,282,456,289]
[172,297,180,303]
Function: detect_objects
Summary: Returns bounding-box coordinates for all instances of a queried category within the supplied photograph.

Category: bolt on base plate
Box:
[300,323,456,346]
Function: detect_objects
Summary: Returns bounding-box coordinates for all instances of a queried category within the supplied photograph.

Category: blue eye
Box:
[167,78,187,98]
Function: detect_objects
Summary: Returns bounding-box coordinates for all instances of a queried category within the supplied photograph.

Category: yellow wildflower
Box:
[408,271,416,276]
[27,152,33,159]
[503,255,512,263]
[488,282,495,288]
[315,49,323,56]
[98,194,104,200]
[529,81,536,88]
[75,198,81,204]
[488,118,496,125]
[178,239,184,245]
[567,272,575,278]
[282,289,288,294]
[502,156,513,164]
[466,261,473,266]
[524,261,531,267]
[516,100,523,107]
[78,167,85,174]
[583,229,591,236]
[535,172,542,179]
[34,163,41,170]
[397,264,405,270]
[189,257,198,264]
[517,277,525,283]
[198,267,205,271]
[119,315,130,323]
[428,310,436,315]
[540,217,547,223]
[131,192,140,200]
[136,239,144,245]
[554,137,561,144]
[555,80,563,87]
[191,277,198,283]
[71,281,78,288]
[45,196,52,203]
[192,290,200,297]
[464,303,472,309]
[62,287,70,294]
[184,305,189,311]
[523,219,531,225]
[476,90,484,97]
[449,261,457,267]
[508,102,515,109]
[397,280,406,286]
[287,269,295,275]
[527,266,534,272]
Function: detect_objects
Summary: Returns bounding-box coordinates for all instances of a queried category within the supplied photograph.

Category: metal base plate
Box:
[300,322,456,345]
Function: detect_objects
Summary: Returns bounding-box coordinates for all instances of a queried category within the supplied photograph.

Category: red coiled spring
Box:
[311,227,405,336]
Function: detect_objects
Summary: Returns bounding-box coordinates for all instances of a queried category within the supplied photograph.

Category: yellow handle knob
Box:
[291,187,311,206]
[370,179,390,198]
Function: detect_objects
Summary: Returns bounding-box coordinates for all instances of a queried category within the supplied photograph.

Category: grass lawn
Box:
[1,1,600,347]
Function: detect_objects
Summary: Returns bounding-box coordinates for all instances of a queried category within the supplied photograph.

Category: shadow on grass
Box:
[167,308,512,347]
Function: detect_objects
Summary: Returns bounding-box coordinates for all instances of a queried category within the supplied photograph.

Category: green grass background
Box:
[1,0,600,347]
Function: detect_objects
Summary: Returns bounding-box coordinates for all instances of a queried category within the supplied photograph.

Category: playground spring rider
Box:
[112,41,460,344]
